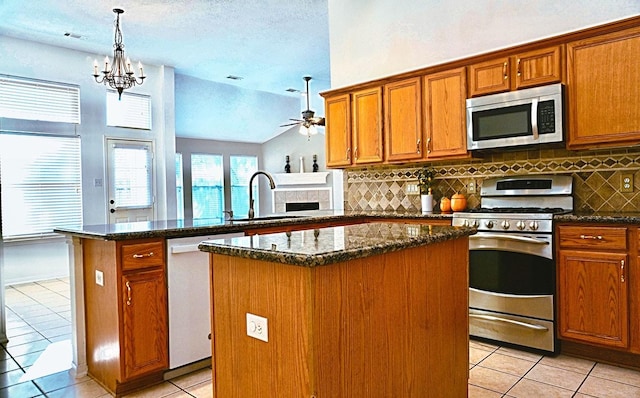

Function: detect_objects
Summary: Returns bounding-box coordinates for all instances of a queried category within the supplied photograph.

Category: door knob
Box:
[110,199,115,204]
[110,209,115,213]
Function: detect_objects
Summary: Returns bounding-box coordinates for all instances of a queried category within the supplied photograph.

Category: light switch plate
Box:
[246,313,268,342]
[404,182,420,195]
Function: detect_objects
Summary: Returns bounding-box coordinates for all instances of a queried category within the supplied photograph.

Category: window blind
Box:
[230,155,258,217]
[191,153,224,221]
[0,132,82,239]
[0,75,80,124]
[106,90,152,130]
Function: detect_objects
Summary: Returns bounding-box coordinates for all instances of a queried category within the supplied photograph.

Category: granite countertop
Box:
[198,221,474,267]
[53,210,453,240]
[554,212,640,224]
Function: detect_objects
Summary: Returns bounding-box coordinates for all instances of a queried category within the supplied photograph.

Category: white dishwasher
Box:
[166,233,244,369]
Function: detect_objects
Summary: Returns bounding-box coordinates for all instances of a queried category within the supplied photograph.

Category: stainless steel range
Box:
[452,174,573,353]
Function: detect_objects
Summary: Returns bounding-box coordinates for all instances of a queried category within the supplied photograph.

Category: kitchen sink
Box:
[229,215,309,222]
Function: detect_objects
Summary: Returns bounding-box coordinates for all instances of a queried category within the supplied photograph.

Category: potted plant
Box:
[417,167,436,213]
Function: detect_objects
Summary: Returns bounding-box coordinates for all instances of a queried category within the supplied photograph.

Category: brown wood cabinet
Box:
[384,77,423,162]
[468,46,562,97]
[83,238,168,395]
[566,26,640,149]
[557,225,629,349]
[324,93,352,167]
[209,237,469,397]
[352,86,384,164]
[423,67,469,160]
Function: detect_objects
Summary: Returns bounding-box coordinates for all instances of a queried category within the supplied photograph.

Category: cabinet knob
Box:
[110,209,115,213]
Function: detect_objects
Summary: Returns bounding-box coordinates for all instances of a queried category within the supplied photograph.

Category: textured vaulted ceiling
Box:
[0,0,331,96]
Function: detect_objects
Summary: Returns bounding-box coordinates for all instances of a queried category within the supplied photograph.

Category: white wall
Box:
[328,0,640,88]
[175,74,300,143]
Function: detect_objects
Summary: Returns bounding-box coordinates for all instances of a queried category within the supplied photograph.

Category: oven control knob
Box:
[516,221,526,230]
[485,221,494,229]
[471,220,479,228]
[501,220,510,230]
[529,221,539,231]
[462,219,469,227]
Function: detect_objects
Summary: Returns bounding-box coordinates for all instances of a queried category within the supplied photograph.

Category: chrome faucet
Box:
[248,171,276,219]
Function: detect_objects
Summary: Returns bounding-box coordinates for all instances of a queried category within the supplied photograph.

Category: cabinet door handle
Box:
[416,139,421,154]
[516,58,521,77]
[354,146,358,160]
[126,281,132,306]
[579,234,603,241]
[503,62,508,80]
[346,147,351,161]
[426,137,431,154]
[133,252,154,258]
[621,260,625,283]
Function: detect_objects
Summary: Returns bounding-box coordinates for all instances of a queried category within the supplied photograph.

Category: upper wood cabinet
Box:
[423,67,469,160]
[352,87,384,164]
[468,46,563,97]
[325,94,352,167]
[384,77,423,162]
[566,26,640,150]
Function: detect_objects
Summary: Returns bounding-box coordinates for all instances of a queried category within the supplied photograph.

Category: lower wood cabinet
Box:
[557,224,638,354]
[83,238,168,395]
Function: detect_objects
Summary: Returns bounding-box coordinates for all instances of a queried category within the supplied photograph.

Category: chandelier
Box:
[93,8,145,99]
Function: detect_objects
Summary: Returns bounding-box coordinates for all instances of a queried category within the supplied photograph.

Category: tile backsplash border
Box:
[344,147,640,213]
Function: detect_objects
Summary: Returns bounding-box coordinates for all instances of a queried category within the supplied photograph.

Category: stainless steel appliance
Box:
[466,83,564,151]
[452,175,573,353]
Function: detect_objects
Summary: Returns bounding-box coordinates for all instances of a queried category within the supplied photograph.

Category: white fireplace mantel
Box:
[273,172,329,186]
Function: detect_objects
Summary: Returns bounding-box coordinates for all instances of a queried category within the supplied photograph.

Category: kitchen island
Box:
[199,221,473,397]
[53,212,459,396]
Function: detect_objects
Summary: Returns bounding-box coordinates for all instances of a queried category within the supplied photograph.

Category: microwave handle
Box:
[531,97,539,140]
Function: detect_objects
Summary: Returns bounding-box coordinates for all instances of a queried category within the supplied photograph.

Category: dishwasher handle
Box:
[170,244,202,254]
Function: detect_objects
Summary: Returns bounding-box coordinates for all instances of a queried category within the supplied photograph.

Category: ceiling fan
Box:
[280,76,325,136]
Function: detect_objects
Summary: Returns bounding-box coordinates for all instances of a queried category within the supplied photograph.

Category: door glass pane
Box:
[191,154,224,221]
[230,155,258,218]
[112,144,153,208]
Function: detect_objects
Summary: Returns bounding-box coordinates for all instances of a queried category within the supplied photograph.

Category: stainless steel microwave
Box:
[466,83,564,151]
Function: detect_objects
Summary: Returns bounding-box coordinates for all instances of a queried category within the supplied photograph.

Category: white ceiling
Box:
[0,0,331,96]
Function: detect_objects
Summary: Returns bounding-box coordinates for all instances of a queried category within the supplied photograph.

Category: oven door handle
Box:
[470,313,548,331]
[470,234,550,245]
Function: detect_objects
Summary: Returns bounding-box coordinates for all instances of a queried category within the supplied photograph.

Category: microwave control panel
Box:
[538,100,556,134]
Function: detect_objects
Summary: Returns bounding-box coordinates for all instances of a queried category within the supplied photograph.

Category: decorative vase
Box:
[421,193,434,214]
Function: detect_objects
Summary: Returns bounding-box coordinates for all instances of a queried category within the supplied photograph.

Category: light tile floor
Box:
[2,278,640,397]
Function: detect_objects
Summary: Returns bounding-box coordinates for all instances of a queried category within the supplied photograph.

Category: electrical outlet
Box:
[246,313,268,342]
[95,270,104,286]
[404,182,420,195]
[468,180,476,194]
[621,174,634,193]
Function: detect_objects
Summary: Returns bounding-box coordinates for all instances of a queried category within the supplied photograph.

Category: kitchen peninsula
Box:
[199,221,472,397]
[53,212,467,396]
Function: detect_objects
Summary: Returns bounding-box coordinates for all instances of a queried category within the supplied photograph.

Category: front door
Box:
[106,138,155,223]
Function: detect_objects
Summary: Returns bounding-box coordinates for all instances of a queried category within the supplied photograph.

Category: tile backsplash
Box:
[344,147,640,213]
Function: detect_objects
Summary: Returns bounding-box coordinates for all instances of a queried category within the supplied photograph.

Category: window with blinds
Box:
[0,132,82,239]
[176,153,184,220]
[0,75,80,123]
[230,155,258,218]
[106,90,152,130]
[191,153,224,221]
